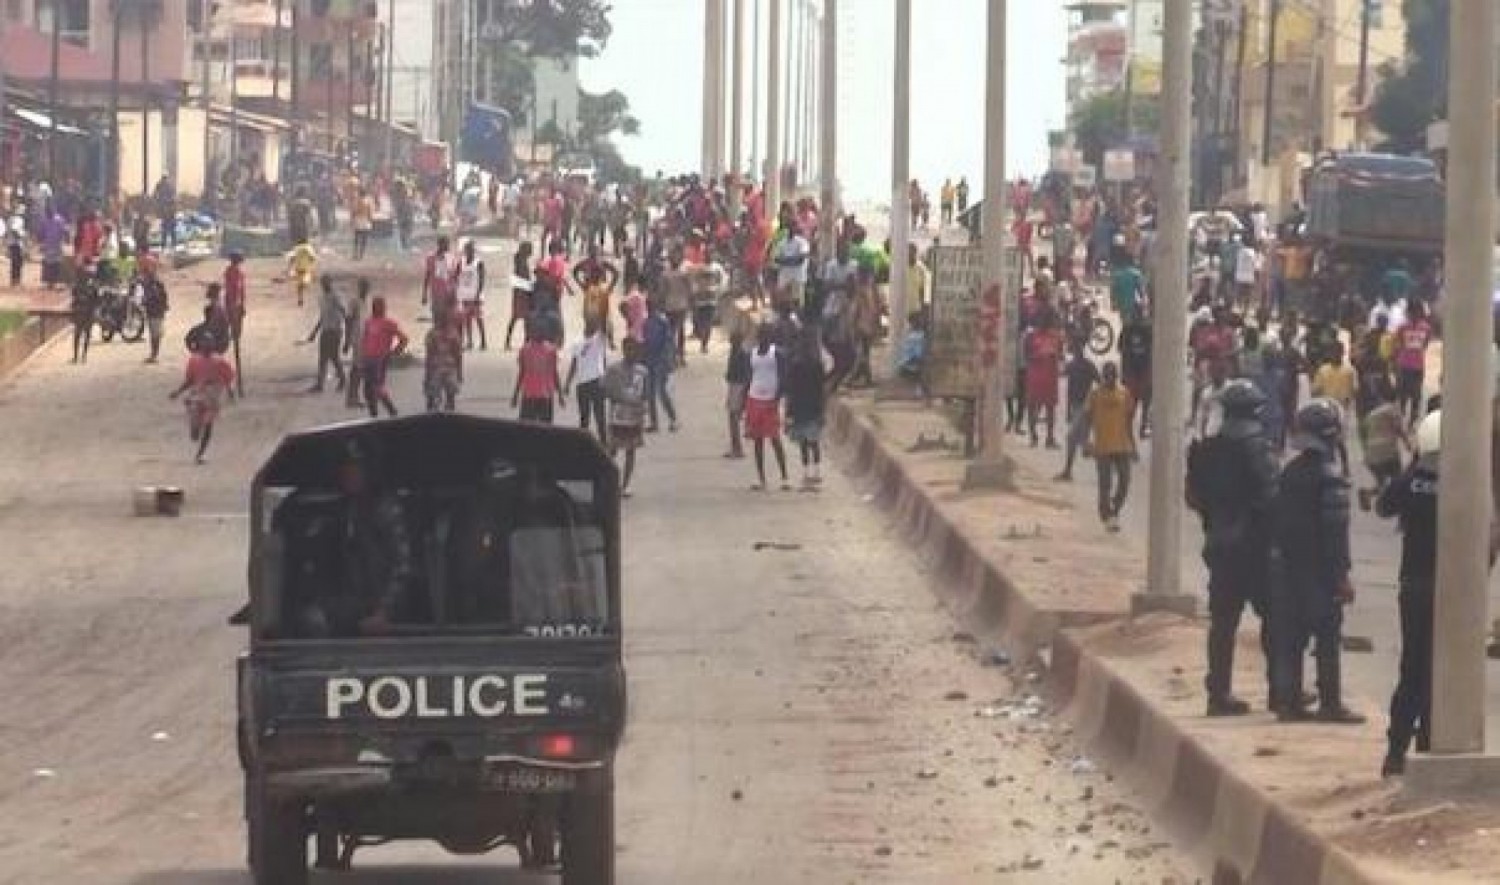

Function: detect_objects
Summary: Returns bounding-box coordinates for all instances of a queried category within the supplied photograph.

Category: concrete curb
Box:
[0,317,67,385]
[827,397,1386,885]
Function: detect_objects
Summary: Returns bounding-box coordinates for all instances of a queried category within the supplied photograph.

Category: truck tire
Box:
[560,787,614,885]
[248,779,308,885]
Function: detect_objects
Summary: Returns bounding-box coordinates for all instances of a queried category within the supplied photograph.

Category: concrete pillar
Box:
[766,0,782,217]
[1430,0,1495,756]
[817,0,837,249]
[1136,0,1196,614]
[968,0,1010,481]
[888,0,912,369]
[731,0,745,176]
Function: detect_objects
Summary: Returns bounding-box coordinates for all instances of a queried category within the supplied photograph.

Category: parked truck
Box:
[1306,152,1445,255]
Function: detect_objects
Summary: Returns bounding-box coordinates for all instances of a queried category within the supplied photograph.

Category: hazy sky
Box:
[581,0,1068,202]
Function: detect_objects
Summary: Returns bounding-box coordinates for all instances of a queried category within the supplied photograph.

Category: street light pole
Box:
[817,0,836,249]
[1418,0,1497,772]
[766,0,782,216]
[966,0,1010,484]
[1136,0,1196,614]
[731,0,744,177]
[47,0,61,183]
[888,0,911,369]
[702,0,721,177]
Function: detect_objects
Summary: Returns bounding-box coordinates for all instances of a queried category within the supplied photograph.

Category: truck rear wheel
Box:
[248,779,308,885]
[560,787,614,885]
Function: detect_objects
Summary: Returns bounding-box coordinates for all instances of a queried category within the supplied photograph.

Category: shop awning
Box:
[7,106,87,136]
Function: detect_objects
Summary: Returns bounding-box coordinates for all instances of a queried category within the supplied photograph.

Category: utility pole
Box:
[289,0,301,160]
[383,0,396,173]
[200,0,212,194]
[1261,0,1280,167]
[888,0,911,370]
[817,0,837,249]
[731,0,745,176]
[967,0,1010,484]
[1136,0,1196,614]
[750,0,760,179]
[271,0,284,104]
[109,0,124,203]
[804,0,815,189]
[702,0,721,178]
[1407,0,1498,793]
[47,0,61,183]
[141,2,151,198]
[767,0,782,216]
[1354,0,1372,148]
[1122,0,1137,137]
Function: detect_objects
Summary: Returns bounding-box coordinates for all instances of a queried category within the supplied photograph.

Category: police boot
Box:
[1205,614,1250,716]
[1315,650,1366,725]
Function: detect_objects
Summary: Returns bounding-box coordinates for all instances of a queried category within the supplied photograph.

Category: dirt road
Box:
[0,241,1193,884]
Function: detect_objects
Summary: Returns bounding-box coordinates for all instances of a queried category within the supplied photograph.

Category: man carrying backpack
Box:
[1270,399,1365,724]
[1186,379,1280,716]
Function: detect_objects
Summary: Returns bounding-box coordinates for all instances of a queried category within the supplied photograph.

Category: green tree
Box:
[1370,0,1449,153]
[492,0,614,58]
[1068,89,1161,167]
[577,88,641,145]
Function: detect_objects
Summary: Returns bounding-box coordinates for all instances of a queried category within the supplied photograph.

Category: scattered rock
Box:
[1253,746,1280,758]
[982,651,1012,667]
[731,789,744,801]
[32,769,56,779]
[1070,757,1098,775]
[1076,822,1094,834]
[983,776,1000,788]
[915,769,939,780]
[1081,786,1095,801]
[874,845,892,857]
[1021,856,1044,870]
[944,690,969,701]
[752,541,803,552]
[951,631,977,644]
[151,731,171,742]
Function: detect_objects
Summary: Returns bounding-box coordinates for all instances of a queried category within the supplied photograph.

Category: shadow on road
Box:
[129,865,556,884]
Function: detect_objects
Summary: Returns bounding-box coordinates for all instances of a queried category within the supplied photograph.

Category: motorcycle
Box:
[94,267,147,343]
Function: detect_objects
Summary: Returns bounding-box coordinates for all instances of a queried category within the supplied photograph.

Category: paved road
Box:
[0,239,1190,883]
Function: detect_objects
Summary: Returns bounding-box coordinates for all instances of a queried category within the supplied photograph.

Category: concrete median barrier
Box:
[827,393,1464,885]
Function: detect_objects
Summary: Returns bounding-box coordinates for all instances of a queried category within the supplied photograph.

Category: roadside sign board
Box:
[928,246,985,398]
[1104,149,1136,182]
[1074,164,1099,189]
[929,246,1025,400]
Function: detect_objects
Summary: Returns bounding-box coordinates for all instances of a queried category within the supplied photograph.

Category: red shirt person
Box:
[512,328,565,424]
[223,252,248,339]
[357,295,408,418]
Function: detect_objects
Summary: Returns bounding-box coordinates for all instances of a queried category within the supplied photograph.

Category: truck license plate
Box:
[489,767,577,793]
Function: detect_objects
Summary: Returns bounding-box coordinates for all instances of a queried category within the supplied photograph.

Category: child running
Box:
[169,336,236,464]
[784,328,828,490]
[287,238,317,307]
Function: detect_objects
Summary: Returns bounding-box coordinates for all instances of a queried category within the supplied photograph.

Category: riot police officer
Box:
[1186,379,1280,716]
[1377,410,1441,774]
[1270,399,1365,724]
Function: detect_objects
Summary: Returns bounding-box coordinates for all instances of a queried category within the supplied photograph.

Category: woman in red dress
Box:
[1025,311,1064,449]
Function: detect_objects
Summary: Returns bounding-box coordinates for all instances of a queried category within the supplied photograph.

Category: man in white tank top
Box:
[455,239,487,349]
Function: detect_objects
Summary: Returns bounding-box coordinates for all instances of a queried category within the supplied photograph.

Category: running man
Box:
[512,324,565,424]
[169,334,236,463]
[358,295,408,418]
[288,238,317,307]
[603,338,650,495]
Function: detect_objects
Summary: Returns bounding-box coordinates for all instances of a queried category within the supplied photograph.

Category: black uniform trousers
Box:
[1387,580,1434,757]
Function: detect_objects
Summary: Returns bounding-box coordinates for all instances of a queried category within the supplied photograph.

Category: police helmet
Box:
[1417,410,1442,457]
[1294,398,1344,445]
[1218,379,1267,419]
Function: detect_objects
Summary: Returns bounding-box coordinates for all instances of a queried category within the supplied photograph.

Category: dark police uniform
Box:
[1376,458,1438,773]
[1270,430,1363,722]
[1187,400,1280,715]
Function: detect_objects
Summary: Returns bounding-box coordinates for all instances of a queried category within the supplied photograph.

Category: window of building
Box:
[37,0,89,45]
[309,42,334,78]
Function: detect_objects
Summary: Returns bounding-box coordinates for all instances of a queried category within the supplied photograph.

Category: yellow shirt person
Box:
[287,242,317,306]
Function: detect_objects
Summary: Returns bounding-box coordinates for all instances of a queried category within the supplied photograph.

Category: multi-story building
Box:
[1065,0,1129,110]
[1235,0,1406,210]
